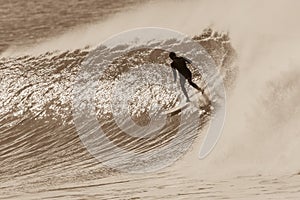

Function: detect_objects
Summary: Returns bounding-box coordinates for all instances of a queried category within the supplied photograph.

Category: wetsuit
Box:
[171,57,202,101]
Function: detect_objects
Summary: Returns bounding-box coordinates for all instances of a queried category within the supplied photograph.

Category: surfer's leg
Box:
[179,75,190,102]
[187,78,204,93]
[188,77,210,104]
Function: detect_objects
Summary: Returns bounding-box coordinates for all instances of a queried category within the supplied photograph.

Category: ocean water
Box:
[1,0,300,199]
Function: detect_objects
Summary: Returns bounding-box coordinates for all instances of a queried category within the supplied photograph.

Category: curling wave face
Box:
[0,29,237,187]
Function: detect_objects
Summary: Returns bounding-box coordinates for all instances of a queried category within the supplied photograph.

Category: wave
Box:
[0,29,237,180]
[2,0,300,199]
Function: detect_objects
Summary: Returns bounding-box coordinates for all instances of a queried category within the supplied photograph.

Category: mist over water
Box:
[192,0,300,176]
[1,0,300,199]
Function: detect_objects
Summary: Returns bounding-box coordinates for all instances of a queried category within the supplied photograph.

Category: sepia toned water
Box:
[1,0,300,199]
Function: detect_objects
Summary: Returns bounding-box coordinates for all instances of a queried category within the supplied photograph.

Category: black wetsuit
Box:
[171,57,192,79]
[171,57,202,101]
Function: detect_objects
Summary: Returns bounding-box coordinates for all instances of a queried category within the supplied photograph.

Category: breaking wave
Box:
[0,28,237,181]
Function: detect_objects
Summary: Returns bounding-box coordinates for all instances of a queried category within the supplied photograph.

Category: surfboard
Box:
[162,103,190,115]
[162,89,210,115]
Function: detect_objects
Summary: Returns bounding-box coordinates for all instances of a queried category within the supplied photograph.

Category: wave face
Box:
[0,28,237,194]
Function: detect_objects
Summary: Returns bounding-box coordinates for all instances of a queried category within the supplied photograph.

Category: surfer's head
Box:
[169,52,176,60]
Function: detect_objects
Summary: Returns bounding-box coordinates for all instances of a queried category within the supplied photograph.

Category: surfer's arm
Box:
[171,62,177,82]
[183,57,192,64]
[172,68,177,82]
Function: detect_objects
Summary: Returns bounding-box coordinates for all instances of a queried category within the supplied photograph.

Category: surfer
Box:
[169,52,204,102]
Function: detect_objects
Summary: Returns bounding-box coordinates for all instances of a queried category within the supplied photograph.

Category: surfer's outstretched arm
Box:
[172,68,177,82]
[183,57,192,64]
